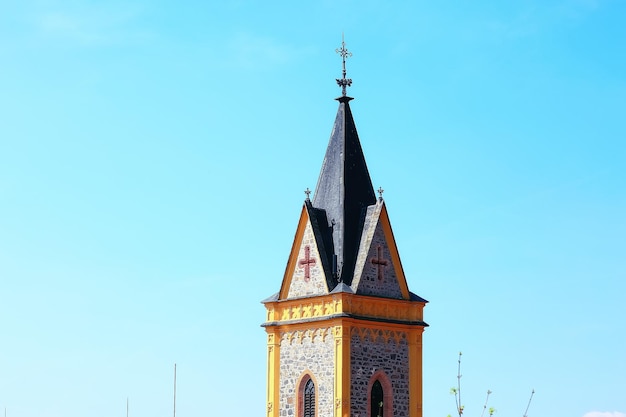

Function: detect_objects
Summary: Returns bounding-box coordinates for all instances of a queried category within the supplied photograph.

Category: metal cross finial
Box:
[335,33,353,96]
[304,187,311,200]
[377,186,384,201]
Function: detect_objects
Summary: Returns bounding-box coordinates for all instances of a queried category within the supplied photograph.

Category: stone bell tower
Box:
[262,39,428,417]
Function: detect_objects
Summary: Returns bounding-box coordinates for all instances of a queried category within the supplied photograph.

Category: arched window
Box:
[371,380,384,417]
[303,378,315,417]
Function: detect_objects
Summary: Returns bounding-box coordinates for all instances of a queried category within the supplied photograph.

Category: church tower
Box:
[262,39,428,417]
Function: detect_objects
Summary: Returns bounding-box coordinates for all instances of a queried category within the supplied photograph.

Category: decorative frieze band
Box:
[279,327,333,344]
[275,326,412,346]
[350,327,407,345]
[265,294,424,325]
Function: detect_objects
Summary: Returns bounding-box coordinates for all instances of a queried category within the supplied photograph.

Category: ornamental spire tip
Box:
[335,33,353,97]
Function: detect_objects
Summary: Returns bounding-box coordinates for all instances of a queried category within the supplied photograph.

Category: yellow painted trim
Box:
[266,329,281,417]
[278,205,310,300]
[408,329,424,417]
[379,203,411,300]
[332,324,351,417]
[342,324,351,417]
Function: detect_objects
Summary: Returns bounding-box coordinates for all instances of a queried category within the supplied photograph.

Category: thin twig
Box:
[457,352,463,416]
[479,390,492,417]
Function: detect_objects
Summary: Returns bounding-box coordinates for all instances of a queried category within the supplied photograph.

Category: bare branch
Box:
[479,390,492,417]
[456,352,463,416]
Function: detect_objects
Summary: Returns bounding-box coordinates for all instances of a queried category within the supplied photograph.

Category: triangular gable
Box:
[278,203,331,300]
[351,201,411,300]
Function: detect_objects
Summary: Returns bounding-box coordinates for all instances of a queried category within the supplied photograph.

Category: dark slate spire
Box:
[312,39,376,286]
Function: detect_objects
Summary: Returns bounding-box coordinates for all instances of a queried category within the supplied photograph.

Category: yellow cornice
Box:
[263,292,425,328]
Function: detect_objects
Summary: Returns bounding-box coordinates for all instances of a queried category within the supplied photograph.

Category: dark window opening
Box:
[303,378,315,417]
[371,380,384,417]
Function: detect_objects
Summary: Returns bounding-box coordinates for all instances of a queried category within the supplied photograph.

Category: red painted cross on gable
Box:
[371,246,388,280]
[299,245,317,282]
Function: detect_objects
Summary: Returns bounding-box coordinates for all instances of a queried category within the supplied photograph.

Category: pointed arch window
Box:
[371,380,384,417]
[368,371,392,417]
[303,378,315,417]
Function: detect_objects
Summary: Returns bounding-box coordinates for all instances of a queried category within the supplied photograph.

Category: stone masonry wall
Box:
[350,328,410,417]
[353,207,404,300]
[279,328,335,417]
[287,221,328,299]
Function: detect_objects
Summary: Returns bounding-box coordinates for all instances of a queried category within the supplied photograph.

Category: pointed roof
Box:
[312,96,376,285]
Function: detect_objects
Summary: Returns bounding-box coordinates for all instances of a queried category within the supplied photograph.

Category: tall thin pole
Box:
[173,363,177,417]
[523,389,535,417]
[126,397,129,417]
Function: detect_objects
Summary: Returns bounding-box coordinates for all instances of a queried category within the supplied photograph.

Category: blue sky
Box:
[1,1,625,417]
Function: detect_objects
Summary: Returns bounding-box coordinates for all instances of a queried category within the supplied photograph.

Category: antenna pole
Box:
[126,397,129,417]
[173,363,177,417]
[523,389,535,417]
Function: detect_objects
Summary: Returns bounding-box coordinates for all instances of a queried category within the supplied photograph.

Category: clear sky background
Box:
[1,1,625,417]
